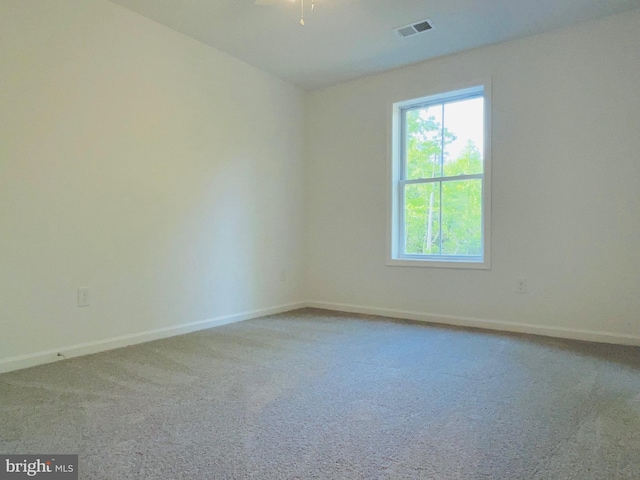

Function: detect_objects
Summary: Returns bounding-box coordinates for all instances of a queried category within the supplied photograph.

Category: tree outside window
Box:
[391,85,489,267]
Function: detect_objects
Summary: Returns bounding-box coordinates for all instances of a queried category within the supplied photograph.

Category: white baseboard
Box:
[0,302,307,374]
[307,301,640,347]
[3,300,638,375]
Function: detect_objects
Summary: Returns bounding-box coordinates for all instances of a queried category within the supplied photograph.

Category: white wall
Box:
[306,10,640,343]
[0,0,306,369]
[2,2,639,374]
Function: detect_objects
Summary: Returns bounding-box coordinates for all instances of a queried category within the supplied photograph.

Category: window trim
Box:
[387,80,492,270]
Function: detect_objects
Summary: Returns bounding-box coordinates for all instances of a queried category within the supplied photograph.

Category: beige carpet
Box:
[1,308,639,479]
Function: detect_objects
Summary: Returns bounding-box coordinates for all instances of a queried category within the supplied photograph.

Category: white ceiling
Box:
[109,0,640,90]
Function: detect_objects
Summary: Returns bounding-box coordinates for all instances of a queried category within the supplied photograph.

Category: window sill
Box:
[386,258,490,270]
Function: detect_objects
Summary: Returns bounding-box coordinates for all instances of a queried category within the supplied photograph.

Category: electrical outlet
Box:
[77,287,90,307]
[516,278,527,294]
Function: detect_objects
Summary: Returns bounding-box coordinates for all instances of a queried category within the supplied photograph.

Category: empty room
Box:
[1,0,640,478]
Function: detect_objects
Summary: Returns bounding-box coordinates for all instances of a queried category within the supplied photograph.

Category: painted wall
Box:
[306,10,640,341]
[0,0,306,367]
[2,1,639,373]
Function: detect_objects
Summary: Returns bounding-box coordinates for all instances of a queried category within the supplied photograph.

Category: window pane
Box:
[441,179,482,256]
[404,183,441,255]
[443,97,484,177]
[405,105,443,180]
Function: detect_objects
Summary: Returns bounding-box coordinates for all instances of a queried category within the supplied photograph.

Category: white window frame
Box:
[387,81,491,269]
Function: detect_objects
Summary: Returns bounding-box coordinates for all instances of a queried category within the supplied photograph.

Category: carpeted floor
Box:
[1,308,639,479]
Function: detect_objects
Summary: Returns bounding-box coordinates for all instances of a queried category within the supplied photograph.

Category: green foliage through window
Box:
[401,94,484,258]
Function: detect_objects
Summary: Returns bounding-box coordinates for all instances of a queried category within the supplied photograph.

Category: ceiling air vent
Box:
[395,19,433,38]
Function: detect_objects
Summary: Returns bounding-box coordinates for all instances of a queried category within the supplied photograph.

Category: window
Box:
[389,84,490,268]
